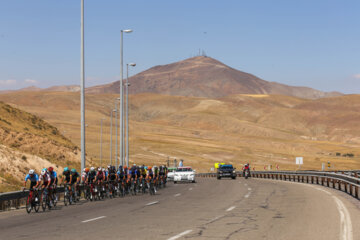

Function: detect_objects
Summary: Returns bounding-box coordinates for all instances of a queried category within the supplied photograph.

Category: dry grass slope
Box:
[0,92,358,177]
[0,101,81,192]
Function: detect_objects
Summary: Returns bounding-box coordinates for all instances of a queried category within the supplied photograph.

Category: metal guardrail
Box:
[1,171,359,210]
[0,186,65,211]
[196,171,360,200]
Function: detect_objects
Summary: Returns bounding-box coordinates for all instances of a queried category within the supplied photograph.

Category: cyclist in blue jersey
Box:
[24,169,39,190]
[48,166,58,203]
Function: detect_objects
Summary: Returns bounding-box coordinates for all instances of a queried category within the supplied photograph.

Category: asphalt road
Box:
[0,178,359,240]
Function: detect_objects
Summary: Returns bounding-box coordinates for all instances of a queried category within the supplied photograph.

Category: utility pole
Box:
[110,109,115,165]
[100,118,104,167]
[126,63,136,167]
[120,29,133,167]
[80,0,86,172]
[115,102,118,168]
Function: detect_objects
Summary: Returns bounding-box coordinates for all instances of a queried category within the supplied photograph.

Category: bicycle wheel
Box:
[41,192,47,211]
[64,190,68,206]
[26,194,32,214]
[52,192,58,207]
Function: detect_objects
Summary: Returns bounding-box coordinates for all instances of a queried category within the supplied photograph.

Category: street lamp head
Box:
[122,29,133,33]
[129,63,136,67]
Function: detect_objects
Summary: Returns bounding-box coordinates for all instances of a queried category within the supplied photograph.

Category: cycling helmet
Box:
[41,169,46,176]
[124,166,127,169]
[148,166,152,170]
[48,167,54,172]
[42,168,47,172]
[98,167,102,171]
[71,168,76,173]
[64,167,69,172]
[144,166,148,170]
[85,168,89,173]
[133,163,136,166]
[90,167,95,172]
[29,169,35,175]
[102,168,106,172]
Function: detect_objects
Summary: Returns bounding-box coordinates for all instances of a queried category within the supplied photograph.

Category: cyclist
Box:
[37,168,53,207]
[129,164,138,193]
[87,167,97,199]
[164,166,168,183]
[159,166,165,186]
[61,167,72,200]
[153,165,159,191]
[140,165,147,188]
[96,167,105,184]
[136,165,141,191]
[70,168,80,200]
[243,163,250,176]
[24,169,39,190]
[117,165,125,181]
[108,166,117,196]
[48,167,58,203]
[146,166,156,193]
[82,168,90,183]
[87,167,96,184]
[117,165,126,194]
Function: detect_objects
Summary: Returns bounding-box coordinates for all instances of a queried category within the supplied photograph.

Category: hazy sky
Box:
[1,0,359,93]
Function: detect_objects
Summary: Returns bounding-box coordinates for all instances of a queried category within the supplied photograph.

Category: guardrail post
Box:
[333,180,336,189]
[349,184,353,196]
[355,186,359,199]
[344,183,348,193]
[327,178,330,187]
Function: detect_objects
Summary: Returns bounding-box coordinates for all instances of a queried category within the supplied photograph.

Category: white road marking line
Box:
[226,206,236,212]
[82,216,106,223]
[189,188,193,191]
[261,179,353,240]
[248,187,252,191]
[314,187,353,240]
[333,196,353,240]
[146,201,159,206]
[168,230,193,240]
[244,192,251,198]
[207,215,224,224]
[174,193,181,197]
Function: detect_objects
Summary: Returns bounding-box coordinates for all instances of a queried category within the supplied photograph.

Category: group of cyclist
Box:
[81,164,168,197]
[24,163,168,208]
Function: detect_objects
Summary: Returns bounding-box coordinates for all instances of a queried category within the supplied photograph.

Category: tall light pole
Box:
[126,63,136,167]
[114,102,118,168]
[110,109,116,165]
[120,29,133,167]
[80,0,86,172]
[100,118,105,167]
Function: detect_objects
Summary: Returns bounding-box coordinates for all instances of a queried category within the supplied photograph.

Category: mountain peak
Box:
[86,56,342,99]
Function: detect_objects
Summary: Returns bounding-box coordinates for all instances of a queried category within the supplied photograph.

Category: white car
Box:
[167,168,176,181]
[173,167,196,183]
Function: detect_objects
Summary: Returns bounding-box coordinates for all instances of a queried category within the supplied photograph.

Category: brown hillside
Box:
[0,91,358,175]
[0,101,81,192]
[86,56,342,99]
